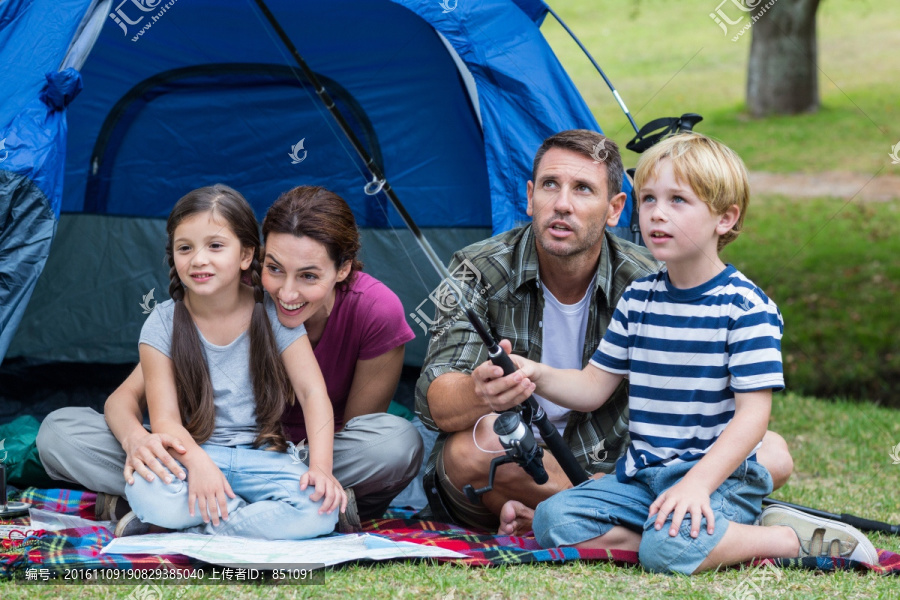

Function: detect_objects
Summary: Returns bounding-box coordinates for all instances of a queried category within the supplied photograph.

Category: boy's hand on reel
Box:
[472,339,538,412]
[186,453,236,527]
[300,466,347,516]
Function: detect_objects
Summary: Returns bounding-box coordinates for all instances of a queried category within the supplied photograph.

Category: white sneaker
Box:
[759,505,879,564]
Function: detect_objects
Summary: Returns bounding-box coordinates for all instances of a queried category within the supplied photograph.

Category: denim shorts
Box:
[533,459,773,575]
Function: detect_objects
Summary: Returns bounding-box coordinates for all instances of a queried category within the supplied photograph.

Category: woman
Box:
[36,186,423,531]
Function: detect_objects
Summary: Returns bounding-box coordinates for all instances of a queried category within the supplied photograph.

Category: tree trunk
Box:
[746,0,821,117]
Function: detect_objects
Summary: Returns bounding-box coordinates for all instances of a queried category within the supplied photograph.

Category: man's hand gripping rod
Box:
[461,307,589,503]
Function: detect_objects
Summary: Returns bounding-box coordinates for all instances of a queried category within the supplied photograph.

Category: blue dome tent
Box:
[1,0,633,368]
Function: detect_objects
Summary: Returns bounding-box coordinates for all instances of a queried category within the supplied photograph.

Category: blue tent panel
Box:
[0,0,92,360]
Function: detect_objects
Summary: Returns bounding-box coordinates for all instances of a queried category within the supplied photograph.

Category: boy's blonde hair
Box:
[633,133,750,250]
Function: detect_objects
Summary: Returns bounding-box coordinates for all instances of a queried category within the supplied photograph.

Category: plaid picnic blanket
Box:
[2,488,899,577]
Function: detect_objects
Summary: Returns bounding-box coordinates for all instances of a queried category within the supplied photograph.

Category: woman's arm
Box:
[281,336,346,515]
[341,345,405,424]
[104,365,186,485]
[140,345,235,525]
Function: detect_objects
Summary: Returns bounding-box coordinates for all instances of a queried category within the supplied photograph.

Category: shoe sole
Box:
[338,488,362,534]
[114,511,151,537]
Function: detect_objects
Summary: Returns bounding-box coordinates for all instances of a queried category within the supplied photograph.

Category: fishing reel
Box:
[462,409,549,504]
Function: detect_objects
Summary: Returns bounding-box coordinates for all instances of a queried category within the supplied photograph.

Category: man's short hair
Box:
[633,133,750,250]
[532,130,624,201]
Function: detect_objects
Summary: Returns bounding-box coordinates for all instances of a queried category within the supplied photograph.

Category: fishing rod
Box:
[253,2,900,535]
[545,5,639,136]
[252,0,589,494]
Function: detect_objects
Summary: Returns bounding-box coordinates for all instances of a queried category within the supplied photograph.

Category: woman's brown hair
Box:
[262,186,363,289]
[166,184,292,450]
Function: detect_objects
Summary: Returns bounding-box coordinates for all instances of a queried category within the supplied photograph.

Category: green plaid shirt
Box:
[415,224,660,476]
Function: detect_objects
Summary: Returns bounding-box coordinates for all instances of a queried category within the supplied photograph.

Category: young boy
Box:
[511,133,878,574]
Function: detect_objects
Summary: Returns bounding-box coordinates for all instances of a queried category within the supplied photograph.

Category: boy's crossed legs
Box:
[534,460,780,575]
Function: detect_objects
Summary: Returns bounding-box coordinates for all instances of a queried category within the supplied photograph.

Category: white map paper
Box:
[101,532,465,567]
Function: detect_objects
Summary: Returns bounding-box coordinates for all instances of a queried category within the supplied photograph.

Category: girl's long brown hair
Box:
[262,186,363,288]
[166,184,292,450]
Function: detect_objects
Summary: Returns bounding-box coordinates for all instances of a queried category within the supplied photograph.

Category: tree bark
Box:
[746,0,822,117]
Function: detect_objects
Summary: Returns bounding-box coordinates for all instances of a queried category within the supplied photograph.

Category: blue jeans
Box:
[124,443,337,540]
[533,460,773,575]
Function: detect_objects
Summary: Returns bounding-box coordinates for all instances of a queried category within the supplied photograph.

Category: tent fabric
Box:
[3,0,629,366]
[0,0,93,361]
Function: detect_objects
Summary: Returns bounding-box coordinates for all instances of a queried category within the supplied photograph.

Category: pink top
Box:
[281,271,415,443]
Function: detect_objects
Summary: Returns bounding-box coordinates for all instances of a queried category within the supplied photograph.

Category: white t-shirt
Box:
[532,275,595,441]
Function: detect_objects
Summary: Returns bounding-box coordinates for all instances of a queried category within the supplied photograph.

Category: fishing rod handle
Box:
[488,345,518,376]
[841,514,900,536]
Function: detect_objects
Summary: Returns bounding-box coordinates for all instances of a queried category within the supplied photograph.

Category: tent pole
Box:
[545,5,640,135]
[251,0,454,288]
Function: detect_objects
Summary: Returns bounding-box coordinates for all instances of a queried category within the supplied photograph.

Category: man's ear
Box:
[716,204,741,235]
[526,180,534,217]
[605,191,627,227]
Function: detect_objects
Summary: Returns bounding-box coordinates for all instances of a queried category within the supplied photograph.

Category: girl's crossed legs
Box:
[125,443,337,540]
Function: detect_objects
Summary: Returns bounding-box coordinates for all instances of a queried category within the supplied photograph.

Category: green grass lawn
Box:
[3,391,898,599]
[542,0,900,174]
[721,195,900,403]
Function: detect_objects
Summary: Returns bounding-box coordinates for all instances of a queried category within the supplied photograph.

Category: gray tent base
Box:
[7,213,492,367]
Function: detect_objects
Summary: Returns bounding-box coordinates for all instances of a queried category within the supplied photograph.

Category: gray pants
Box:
[36,407,424,519]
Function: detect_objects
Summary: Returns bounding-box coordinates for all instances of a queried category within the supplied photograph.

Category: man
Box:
[414,130,793,535]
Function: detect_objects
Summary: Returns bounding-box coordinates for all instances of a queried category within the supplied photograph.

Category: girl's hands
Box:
[186,452,236,526]
[300,465,347,516]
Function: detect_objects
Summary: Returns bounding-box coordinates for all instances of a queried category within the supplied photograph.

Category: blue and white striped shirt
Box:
[590,265,784,482]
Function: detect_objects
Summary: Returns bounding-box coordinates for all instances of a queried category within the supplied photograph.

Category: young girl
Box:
[120,184,343,540]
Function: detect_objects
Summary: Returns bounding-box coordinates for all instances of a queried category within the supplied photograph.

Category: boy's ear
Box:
[716,205,741,236]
